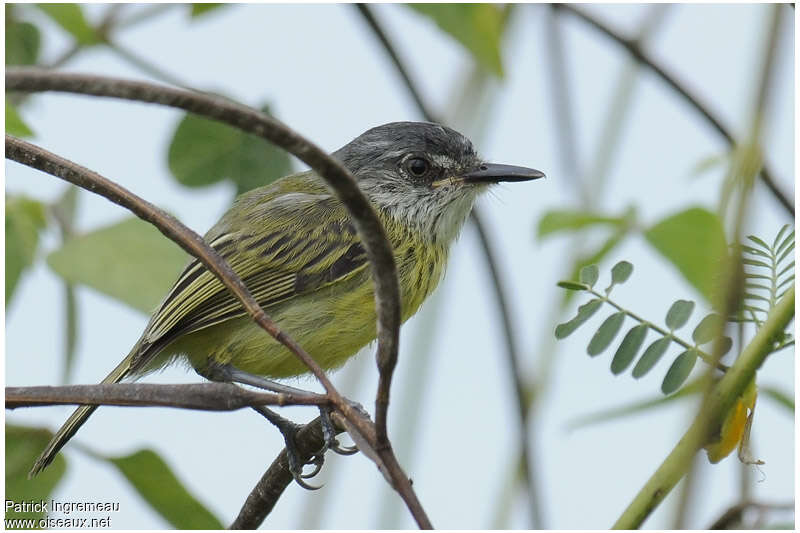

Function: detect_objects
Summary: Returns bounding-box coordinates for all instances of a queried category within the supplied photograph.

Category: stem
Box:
[6,383,325,410]
[612,285,794,529]
[556,4,794,217]
[587,288,730,372]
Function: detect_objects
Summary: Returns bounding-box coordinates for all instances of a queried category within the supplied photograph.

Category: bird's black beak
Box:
[460,163,546,184]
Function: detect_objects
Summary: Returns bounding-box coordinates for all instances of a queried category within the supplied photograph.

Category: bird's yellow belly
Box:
[171,239,446,378]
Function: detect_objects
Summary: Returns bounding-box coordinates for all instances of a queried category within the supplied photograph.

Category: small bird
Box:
[31,121,544,482]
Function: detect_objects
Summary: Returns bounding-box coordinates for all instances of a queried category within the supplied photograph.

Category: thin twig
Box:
[470,210,542,527]
[354,4,437,122]
[231,417,336,529]
[6,136,340,399]
[557,3,794,217]
[709,499,794,529]
[6,383,325,410]
[352,7,541,526]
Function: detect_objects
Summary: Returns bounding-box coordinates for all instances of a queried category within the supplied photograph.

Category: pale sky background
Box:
[5,3,795,530]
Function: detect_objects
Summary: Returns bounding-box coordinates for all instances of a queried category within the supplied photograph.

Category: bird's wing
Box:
[134,185,368,361]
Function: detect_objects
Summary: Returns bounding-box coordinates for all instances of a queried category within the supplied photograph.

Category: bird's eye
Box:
[406,157,430,178]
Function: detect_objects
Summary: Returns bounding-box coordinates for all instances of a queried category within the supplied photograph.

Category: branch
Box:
[709,499,794,529]
[231,416,333,529]
[557,4,794,217]
[5,69,428,527]
[612,285,794,529]
[5,383,325,410]
[354,4,437,122]
[352,8,541,525]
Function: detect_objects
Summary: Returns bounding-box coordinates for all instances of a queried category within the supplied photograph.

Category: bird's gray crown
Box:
[334,121,478,176]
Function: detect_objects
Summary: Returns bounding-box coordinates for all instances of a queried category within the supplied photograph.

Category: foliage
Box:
[5,425,66,521]
[556,261,735,395]
[6,98,34,137]
[407,3,505,77]
[5,195,47,306]
[107,450,223,529]
[734,224,794,334]
[644,207,728,305]
[46,217,188,313]
[168,103,292,195]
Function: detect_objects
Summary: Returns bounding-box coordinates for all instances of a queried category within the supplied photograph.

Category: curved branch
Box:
[231,417,333,529]
[6,135,341,401]
[5,383,325,410]
[5,72,402,434]
[354,4,437,122]
[5,71,428,527]
[354,4,542,526]
[557,3,794,216]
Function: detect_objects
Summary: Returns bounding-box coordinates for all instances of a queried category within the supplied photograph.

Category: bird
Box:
[30,121,545,484]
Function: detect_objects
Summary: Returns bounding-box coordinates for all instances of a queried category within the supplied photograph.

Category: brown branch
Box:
[230,417,333,529]
[5,70,428,528]
[6,135,339,397]
[5,383,325,410]
[353,4,541,526]
[556,3,794,217]
[354,4,437,122]
[5,67,399,443]
[709,500,794,529]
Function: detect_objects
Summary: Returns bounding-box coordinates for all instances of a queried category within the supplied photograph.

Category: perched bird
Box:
[31,121,544,483]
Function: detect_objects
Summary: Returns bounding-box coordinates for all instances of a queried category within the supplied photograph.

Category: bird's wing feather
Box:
[135,183,368,361]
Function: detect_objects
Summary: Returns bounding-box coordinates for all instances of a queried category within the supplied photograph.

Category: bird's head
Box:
[334,121,544,243]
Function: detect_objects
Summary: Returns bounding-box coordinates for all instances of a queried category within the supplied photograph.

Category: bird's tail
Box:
[29,354,134,478]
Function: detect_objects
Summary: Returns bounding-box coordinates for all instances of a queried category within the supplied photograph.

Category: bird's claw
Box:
[280,424,324,490]
[318,405,360,458]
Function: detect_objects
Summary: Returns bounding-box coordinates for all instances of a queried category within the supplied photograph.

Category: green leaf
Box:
[557,280,587,291]
[777,241,794,264]
[5,13,41,65]
[107,450,223,529]
[536,209,625,239]
[692,313,723,345]
[742,258,772,269]
[610,260,633,285]
[190,3,225,17]
[690,152,729,177]
[661,349,698,394]
[717,336,733,357]
[168,104,291,194]
[555,299,602,339]
[6,425,66,520]
[644,207,728,304]
[6,98,34,137]
[773,224,791,250]
[587,312,625,356]
[579,264,598,288]
[611,324,648,375]
[407,3,504,77]
[47,217,187,313]
[36,4,101,45]
[6,195,48,306]
[566,378,705,430]
[760,385,794,413]
[745,234,771,251]
[775,228,794,255]
[665,299,695,330]
[632,337,671,378]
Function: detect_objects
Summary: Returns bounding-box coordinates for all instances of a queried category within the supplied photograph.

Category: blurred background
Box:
[5,3,795,529]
